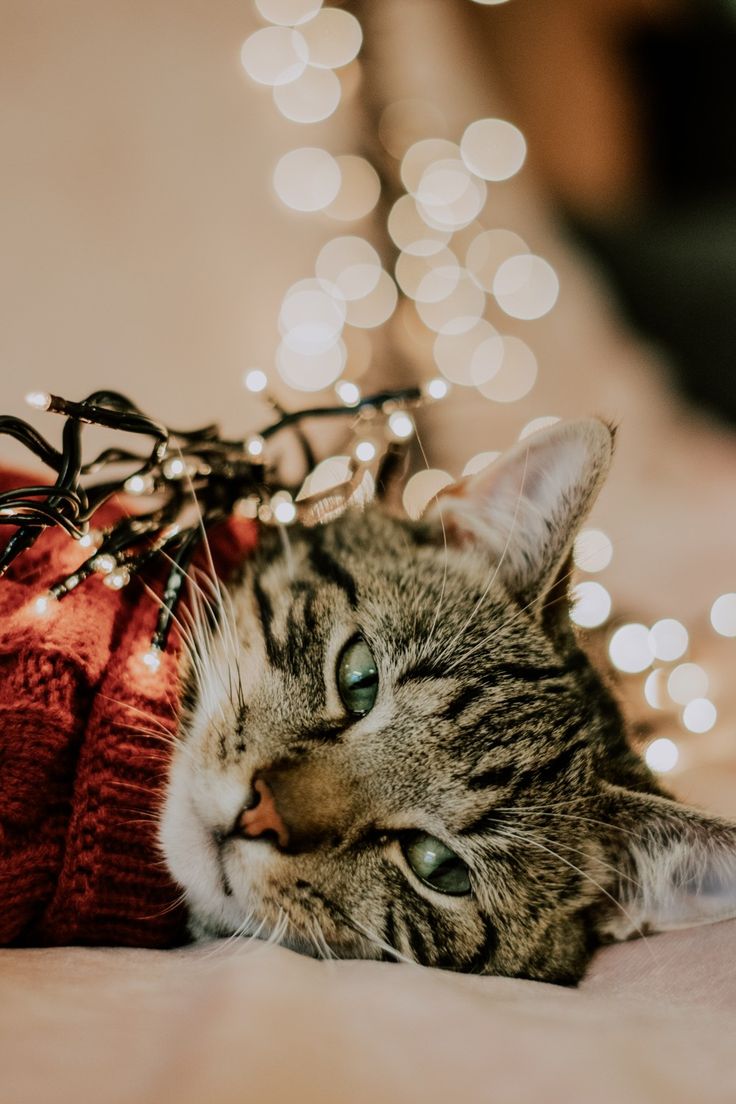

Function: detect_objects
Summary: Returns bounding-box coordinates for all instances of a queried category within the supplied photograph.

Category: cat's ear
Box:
[598,784,736,940]
[427,419,614,613]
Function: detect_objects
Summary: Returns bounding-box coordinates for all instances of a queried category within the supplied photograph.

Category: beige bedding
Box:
[3,920,735,1104]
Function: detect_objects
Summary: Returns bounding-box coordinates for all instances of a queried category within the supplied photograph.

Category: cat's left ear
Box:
[598,785,736,940]
[426,418,614,614]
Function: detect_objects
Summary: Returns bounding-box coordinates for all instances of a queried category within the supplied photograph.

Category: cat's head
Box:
[160,418,736,982]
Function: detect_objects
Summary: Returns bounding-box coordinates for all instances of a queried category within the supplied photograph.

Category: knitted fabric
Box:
[0,470,258,947]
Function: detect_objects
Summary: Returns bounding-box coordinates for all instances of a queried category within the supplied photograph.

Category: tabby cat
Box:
[160,418,736,983]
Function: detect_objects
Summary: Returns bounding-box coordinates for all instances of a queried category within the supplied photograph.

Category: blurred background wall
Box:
[1,0,735,802]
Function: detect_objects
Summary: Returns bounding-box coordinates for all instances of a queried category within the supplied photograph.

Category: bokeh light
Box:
[645,738,679,773]
[279,279,345,353]
[354,440,376,463]
[298,455,352,499]
[388,195,451,256]
[462,451,500,476]
[388,412,414,439]
[276,339,346,391]
[570,581,612,629]
[244,369,268,393]
[573,528,613,573]
[682,697,717,734]
[644,668,668,710]
[493,254,560,320]
[395,247,461,303]
[273,66,341,122]
[240,27,308,86]
[667,663,709,705]
[400,138,460,194]
[273,147,341,212]
[518,416,560,440]
[460,118,527,181]
[300,8,363,69]
[402,469,454,520]
[477,336,537,402]
[335,380,360,405]
[344,270,398,327]
[416,273,486,335]
[466,228,529,292]
[648,619,689,662]
[316,236,381,301]
[325,155,381,221]
[608,623,653,673]
[711,593,736,637]
[254,0,323,26]
[432,319,501,386]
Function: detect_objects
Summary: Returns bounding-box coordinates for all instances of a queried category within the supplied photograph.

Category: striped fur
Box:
[160,420,736,983]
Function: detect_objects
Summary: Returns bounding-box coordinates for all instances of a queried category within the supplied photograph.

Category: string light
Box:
[244,369,268,393]
[124,474,150,495]
[103,566,131,590]
[78,529,102,550]
[141,647,162,673]
[0,384,425,666]
[388,412,414,440]
[271,491,297,524]
[335,380,360,405]
[32,592,56,617]
[92,554,117,575]
[423,378,449,400]
[163,458,186,479]
[354,440,376,463]
[25,391,51,411]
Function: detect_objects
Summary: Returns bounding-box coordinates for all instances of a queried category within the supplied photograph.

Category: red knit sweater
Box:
[0,471,257,947]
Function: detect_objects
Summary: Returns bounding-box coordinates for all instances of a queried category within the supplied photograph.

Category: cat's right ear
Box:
[598,784,736,941]
[424,418,615,616]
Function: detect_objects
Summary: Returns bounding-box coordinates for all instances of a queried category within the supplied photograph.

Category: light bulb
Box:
[141,648,162,673]
[25,391,51,410]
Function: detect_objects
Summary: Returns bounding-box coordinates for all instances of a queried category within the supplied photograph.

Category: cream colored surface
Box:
[3,926,736,1104]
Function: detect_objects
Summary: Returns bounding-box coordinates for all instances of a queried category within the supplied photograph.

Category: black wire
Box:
[0,385,425,640]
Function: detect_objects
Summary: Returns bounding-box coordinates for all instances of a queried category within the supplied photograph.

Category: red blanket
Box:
[0,471,257,947]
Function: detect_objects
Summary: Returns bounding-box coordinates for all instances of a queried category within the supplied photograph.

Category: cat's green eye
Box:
[402,832,471,896]
[337,636,378,717]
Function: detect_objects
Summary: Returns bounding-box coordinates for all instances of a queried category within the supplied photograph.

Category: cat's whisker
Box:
[493,804,648,842]
[196,912,258,962]
[132,889,189,923]
[345,915,415,966]
[96,692,179,734]
[493,823,653,953]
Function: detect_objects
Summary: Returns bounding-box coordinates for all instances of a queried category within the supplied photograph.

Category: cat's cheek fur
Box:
[159,754,247,935]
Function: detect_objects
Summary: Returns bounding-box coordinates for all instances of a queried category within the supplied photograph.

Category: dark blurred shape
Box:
[573,1,736,423]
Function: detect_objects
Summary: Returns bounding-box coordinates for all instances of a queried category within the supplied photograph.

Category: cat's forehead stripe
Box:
[308,538,358,608]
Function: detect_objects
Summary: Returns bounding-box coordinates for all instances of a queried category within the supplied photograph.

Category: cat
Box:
[160,417,736,983]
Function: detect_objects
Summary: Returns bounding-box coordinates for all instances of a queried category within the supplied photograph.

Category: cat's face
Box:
[160,419,736,982]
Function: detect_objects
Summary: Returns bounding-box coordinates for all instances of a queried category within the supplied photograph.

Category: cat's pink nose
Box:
[238,778,289,848]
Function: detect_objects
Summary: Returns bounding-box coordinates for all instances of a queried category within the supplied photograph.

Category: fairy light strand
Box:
[0,385,432,660]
